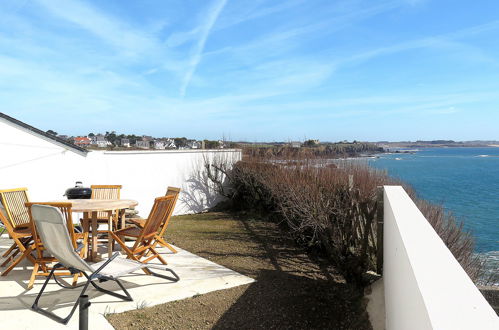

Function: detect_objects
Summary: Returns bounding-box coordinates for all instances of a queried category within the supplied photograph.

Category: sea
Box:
[368,147,498,282]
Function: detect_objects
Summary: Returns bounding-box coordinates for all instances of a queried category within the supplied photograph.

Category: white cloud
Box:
[179,0,227,97]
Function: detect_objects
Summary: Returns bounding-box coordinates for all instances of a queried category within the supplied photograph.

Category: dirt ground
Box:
[107,212,372,330]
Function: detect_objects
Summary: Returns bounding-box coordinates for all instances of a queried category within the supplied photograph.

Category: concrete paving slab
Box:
[0,237,255,329]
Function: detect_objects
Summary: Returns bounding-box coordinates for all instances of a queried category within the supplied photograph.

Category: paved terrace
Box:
[0,236,254,329]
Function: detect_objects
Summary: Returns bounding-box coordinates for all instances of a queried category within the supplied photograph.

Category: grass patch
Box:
[107,211,372,330]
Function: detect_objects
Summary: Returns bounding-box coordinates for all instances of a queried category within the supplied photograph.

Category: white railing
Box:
[383,186,498,330]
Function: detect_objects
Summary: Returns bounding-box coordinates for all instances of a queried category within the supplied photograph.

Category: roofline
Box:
[0,112,88,156]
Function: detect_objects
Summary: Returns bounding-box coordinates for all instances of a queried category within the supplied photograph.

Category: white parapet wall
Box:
[0,115,240,215]
[383,186,498,330]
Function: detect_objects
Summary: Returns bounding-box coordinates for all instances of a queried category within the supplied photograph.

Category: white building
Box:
[120,138,130,148]
[187,140,201,149]
[95,134,108,148]
[135,140,150,149]
[165,138,176,149]
[154,141,166,150]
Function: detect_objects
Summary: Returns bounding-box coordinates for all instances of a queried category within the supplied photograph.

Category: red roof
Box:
[74,137,91,141]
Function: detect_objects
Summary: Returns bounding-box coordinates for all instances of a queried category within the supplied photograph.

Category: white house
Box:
[165,138,176,149]
[95,134,108,148]
[120,138,130,148]
[0,112,241,215]
[153,141,166,150]
[135,140,150,149]
[187,140,202,149]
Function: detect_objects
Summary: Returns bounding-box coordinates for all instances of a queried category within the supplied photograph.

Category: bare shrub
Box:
[207,155,482,286]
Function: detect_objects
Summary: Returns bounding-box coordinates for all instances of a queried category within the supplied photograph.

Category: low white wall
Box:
[383,186,498,330]
[0,118,240,215]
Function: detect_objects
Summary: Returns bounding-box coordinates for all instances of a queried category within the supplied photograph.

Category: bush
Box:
[207,156,482,287]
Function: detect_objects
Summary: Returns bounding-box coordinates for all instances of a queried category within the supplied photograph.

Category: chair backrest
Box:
[0,204,13,234]
[91,185,122,199]
[160,187,180,235]
[0,188,30,229]
[135,195,176,246]
[26,202,79,260]
[166,186,181,197]
[91,185,122,218]
[29,204,93,273]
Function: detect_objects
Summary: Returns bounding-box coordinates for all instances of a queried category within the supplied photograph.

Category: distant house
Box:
[119,138,130,148]
[73,136,91,147]
[135,140,150,149]
[153,141,166,150]
[165,138,176,149]
[95,134,108,148]
[186,140,201,149]
[290,141,302,148]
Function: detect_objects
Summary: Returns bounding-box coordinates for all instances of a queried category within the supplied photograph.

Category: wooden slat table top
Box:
[50,199,138,212]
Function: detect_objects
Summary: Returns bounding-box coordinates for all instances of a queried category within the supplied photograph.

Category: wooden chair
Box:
[81,185,122,237]
[0,204,35,276]
[0,188,33,268]
[110,195,176,271]
[24,202,88,290]
[128,187,180,253]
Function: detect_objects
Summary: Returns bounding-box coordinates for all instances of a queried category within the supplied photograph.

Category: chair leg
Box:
[27,263,40,290]
[2,246,33,276]
[149,246,168,265]
[32,266,92,325]
[2,243,17,258]
[156,237,178,253]
[147,266,180,282]
[72,273,80,286]
[1,248,20,267]
[89,277,133,302]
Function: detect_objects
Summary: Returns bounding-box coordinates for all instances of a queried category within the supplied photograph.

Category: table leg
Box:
[107,211,113,258]
[82,212,90,260]
[120,209,126,230]
[91,212,98,262]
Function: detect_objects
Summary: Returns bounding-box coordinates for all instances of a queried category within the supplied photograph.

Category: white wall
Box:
[383,186,498,330]
[0,118,241,216]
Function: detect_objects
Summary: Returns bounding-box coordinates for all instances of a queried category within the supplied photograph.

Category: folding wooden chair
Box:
[110,195,177,271]
[0,204,35,276]
[0,188,34,270]
[128,187,180,253]
[24,202,89,290]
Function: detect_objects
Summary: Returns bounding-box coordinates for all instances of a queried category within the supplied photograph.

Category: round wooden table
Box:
[58,199,138,261]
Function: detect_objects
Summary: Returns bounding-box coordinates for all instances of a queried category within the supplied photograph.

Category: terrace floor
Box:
[0,235,254,329]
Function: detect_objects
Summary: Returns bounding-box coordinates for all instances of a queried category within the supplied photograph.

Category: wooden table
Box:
[62,199,138,261]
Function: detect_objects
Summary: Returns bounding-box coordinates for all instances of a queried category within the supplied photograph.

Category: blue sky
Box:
[1,0,499,141]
